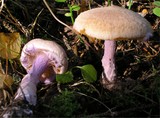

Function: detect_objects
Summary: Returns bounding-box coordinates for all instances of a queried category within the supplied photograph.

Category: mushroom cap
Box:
[20,38,68,75]
[73,5,153,40]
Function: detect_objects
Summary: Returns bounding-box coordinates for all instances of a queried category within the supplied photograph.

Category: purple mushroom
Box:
[14,38,68,105]
[20,38,68,84]
[73,5,153,89]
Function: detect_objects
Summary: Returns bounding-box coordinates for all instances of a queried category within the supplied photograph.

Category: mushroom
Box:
[20,38,68,84]
[73,5,153,89]
[15,38,68,105]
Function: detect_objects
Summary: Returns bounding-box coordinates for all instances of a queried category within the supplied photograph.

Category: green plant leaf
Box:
[65,12,71,17]
[56,71,73,84]
[77,64,97,83]
[71,5,80,11]
[153,7,160,17]
[55,0,66,2]
[153,1,160,6]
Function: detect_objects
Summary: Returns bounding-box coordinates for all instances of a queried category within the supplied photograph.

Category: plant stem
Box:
[68,5,74,24]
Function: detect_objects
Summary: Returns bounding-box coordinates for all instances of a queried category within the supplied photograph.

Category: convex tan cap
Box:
[73,5,153,40]
[20,38,68,75]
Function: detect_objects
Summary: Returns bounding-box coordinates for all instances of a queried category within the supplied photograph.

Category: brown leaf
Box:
[0,73,13,89]
[0,32,21,59]
[0,61,5,74]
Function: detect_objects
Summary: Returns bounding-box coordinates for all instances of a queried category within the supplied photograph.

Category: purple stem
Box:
[101,40,117,82]
[15,53,50,105]
[28,53,50,84]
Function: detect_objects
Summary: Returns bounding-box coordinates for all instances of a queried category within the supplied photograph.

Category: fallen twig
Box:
[0,0,4,13]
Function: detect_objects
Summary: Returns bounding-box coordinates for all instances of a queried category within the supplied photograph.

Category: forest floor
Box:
[0,0,160,117]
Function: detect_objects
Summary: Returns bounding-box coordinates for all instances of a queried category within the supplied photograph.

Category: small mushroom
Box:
[73,5,153,89]
[15,38,68,105]
[20,38,68,84]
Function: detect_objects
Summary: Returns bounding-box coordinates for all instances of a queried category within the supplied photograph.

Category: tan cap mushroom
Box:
[73,5,153,89]
[73,5,152,41]
[20,38,68,84]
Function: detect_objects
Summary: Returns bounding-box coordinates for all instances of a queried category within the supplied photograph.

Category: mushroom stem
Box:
[15,53,50,105]
[14,74,37,105]
[28,53,50,84]
[101,40,117,82]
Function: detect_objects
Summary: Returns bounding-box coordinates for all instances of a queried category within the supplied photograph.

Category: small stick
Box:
[0,0,4,13]
[43,0,74,32]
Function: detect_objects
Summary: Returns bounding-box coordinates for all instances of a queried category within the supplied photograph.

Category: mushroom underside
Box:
[15,53,51,105]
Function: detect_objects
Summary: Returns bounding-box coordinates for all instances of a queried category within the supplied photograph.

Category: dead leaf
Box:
[0,60,5,74]
[0,32,21,59]
[0,73,13,89]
